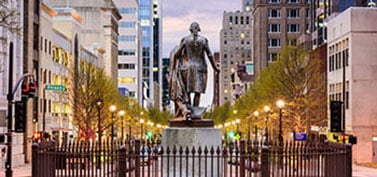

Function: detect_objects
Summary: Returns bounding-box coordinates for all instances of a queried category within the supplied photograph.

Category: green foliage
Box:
[208,102,231,125]
[234,46,327,132]
[146,105,171,125]
[68,62,119,140]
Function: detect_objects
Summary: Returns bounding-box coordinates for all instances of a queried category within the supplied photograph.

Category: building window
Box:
[118,35,136,42]
[288,0,299,3]
[229,16,233,24]
[287,9,300,18]
[306,8,310,18]
[268,39,281,48]
[288,39,297,46]
[118,63,136,69]
[240,16,244,25]
[119,21,136,28]
[235,16,238,25]
[118,77,136,84]
[119,8,136,14]
[246,16,249,25]
[287,24,300,33]
[268,9,281,18]
[268,0,281,3]
[268,53,278,62]
[268,23,281,33]
[119,49,136,56]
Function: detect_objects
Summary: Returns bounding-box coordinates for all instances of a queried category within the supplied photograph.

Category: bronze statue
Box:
[169,22,219,120]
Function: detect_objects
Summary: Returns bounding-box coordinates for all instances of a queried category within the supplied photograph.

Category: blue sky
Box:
[162,0,241,57]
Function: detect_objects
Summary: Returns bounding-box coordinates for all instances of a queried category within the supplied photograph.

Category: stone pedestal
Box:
[162,127,222,177]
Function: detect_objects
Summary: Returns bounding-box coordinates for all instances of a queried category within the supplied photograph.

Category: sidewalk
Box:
[1,163,377,177]
[0,164,31,177]
[353,164,377,177]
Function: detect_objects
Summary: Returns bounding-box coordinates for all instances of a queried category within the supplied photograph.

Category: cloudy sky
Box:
[162,0,241,57]
[162,0,241,107]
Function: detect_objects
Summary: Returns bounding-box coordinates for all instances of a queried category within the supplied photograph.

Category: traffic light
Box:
[28,82,37,98]
[146,131,153,139]
[227,131,235,140]
[330,101,343,132]
[21,81,29,101]
[15,101,26,133]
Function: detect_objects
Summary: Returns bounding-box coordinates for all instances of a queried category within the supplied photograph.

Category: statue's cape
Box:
[168,56,188,102]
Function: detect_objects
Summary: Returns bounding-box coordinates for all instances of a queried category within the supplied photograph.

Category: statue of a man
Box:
[169,22,219,119]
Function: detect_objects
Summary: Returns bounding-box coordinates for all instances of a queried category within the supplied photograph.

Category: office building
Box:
[219,10,254,105]
[49,0,121,85]
[253,0,310,79]
[327,7,377,163]
[152,0,162,109]
[115,0,142,103]
[139,0,154,107]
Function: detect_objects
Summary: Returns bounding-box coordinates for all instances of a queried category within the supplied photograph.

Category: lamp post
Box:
[253,111,259,140]
[95,98,104,168]
[140,118,145,140]
[276,100,285,145]
[235,119,240,133]
[276,99,285,168]
[263,105,270,144]
[118,110,125,141]
[109,105,117,142]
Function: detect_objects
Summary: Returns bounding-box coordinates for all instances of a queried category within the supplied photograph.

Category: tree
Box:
[207,101,231,125]
[0,0,22,70]
[68,61,119,141]
[146,105,171,125]
[236,46,327,133]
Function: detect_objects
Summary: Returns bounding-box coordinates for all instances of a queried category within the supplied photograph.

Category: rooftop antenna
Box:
[368,0,376,7]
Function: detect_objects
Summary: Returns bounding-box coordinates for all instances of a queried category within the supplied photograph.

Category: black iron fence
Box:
[32,139,352,177]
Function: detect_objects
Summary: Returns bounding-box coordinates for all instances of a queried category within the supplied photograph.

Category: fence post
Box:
[32,143,39,177]
[135,139,141,177]
[240,140,246,177]
[119,145,126,177]
[345,144,352,177]
[261,145,269,177]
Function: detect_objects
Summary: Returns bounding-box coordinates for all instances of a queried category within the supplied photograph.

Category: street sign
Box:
[294,132,307,141]
[45,85,65,91]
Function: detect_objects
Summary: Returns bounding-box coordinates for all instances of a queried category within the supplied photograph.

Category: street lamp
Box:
[235,119,240,133]
[276,100,285,144]
[140,118,145,139]
[95,98,104,168]
[263,105,270,144]
[276,99,285,168]
[118,110,125,141]
[253,111,259,140]
[109,105,117,142]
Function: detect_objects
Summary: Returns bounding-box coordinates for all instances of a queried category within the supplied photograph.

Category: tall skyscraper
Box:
[253,0,310,79]
[139,0,155,107]
[219,10,254,105]
[152,0,163,109]
[161,58,170,111]
[115,0,142,103]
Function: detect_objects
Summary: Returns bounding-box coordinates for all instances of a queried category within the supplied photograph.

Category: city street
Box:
[2,163,377,177]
